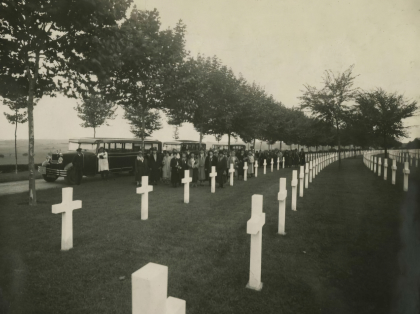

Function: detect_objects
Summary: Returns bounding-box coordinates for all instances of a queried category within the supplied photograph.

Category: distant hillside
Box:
[0,139,68,165]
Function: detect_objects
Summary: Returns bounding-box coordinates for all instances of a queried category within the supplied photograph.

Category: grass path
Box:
[0,157,418,313]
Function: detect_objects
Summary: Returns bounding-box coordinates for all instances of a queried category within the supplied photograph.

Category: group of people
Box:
[134,147,306,189]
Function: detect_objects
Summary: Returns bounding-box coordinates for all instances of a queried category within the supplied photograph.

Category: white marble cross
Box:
[229,163,235,186]
[254,160,258,177]
[181,170,192,203]
[384,158,388,181]
[291,170,298,211]
[243,162,248,181]
[278,178,287,235]
[136,176,153,220]
[263,159,267,175]
[209,166,217,193]
[299,166,304,197]
[282,157,285,169]
[52,187,82,251]
[313,159,317,179]
[403,162,410,192]
[373,157,377,173]
[309,161,313,183]
[132,263,186,314]
[378,158,382,177]
[271,158,274,172]
[304,163,309,189]
[277,157,280,170]
[391,159,397,185]
[246,194,265,291]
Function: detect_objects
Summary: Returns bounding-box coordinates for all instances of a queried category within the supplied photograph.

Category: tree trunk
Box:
[26,52,39,206]
[253,138,256,150]
[228,133,231,152]
[336,121,341,166]
[14,111,18,174]
[93,127,96,138]
[199,125,203,149]
[141,106,145,153]
[280,141,282,151]
[383,134,388,158]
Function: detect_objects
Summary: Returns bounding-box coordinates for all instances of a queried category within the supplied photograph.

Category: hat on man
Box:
[76,148,82,152]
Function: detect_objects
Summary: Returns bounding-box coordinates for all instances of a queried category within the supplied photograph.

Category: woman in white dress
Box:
[162,151,172,184]
[97,147,109,180]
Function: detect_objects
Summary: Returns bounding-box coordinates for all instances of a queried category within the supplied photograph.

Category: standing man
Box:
[72,148,84,185]
[299,148,306,166]
[217,151,227,188]
[148,147,162,185]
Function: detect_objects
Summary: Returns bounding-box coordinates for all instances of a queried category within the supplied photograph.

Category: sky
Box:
[1,0,419,143]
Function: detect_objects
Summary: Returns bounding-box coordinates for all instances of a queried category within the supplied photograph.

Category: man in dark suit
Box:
[216,152,227,188]
[135,151,149,187]
[299,148,306,165]
[205,150,218,186]
[148,148,162,185]
[72,148,84,185]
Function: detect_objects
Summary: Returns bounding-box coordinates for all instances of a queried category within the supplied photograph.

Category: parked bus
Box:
[211,143,246,151]
[38,138,162,184]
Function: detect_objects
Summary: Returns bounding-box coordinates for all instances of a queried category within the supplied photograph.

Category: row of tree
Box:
[1,1,418,205]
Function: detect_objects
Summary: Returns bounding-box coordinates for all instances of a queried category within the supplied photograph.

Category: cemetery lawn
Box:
[0,156,418,313]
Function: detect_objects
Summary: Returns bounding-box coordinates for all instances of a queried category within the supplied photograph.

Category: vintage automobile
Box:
[38,138,162,184]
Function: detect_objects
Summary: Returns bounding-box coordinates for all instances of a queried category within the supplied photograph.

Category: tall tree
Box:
[355,88,418,157]
[0,0,131,205]
[299,65,359,164]
[173,125,180,140]
[124,107,162,139]
[104,8,187,152]
[2,96,28,174]
[74,95,117,138]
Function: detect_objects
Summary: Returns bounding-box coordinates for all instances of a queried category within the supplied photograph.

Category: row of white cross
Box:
[50,150,357,313]
[363,151,412,191]
[245,151,361,291]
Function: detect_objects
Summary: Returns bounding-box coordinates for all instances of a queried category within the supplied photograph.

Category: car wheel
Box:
[42,174,59,182]
[65,165,77,185]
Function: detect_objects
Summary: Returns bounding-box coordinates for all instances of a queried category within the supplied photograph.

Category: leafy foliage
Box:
[74,95,117,138]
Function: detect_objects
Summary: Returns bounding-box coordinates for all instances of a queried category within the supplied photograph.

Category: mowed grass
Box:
[0,156,418,314]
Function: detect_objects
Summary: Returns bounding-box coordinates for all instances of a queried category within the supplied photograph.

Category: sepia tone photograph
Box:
[0,0,419,313]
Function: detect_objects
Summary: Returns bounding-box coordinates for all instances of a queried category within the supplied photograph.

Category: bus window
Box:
[125,143,133,151]
[133,144,141,152]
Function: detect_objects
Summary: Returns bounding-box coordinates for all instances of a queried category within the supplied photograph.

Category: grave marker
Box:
[282,157,285,169]
[246,194,265,291]
[277,157,280,170]
[278,178,287,235]
[243,162,248,181]
[136,176,153,220]
[384,158,388,180]
[378,158,382,177]
[374,157,377,173]
[263,159,267,175]
[52,187,82,251]
[209,166,217,193]
[181,170,192,203]
[391,159,397,185]
[309,161,313,183]
[271,158,274,172]
[403,162,410,192]
[304,163,309,188]
[299,166,304,197]
[229,164,235,186]
[132,263,186,314]
[254,160,258,177]
[291,170,298,211]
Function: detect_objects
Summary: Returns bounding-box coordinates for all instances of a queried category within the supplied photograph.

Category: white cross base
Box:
[229,164,235,186]
[136,176,153,220]
[243,162,248,181]
[52,187,82,251]
[132,263,186,314]
[246,194,265,291]
[209,166,217,193]
[181,170,192,203]
[254,160,258,177]
[263,159,267,174]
